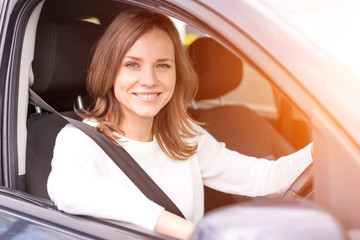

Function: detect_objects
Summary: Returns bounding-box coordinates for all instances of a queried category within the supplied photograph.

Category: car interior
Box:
[14,0,312,214]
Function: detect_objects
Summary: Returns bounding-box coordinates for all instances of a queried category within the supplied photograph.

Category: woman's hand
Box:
[155,210,195,239]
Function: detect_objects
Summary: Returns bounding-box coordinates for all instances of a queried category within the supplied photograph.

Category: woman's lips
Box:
[133,92,161,101]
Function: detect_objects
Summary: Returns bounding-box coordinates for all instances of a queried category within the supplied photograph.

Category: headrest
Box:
[187,38,242,100]
[32,21,102,111]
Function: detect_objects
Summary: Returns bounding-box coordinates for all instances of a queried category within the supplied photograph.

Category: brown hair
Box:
[79,8,200,160]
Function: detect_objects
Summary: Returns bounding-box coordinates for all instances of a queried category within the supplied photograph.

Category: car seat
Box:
[186,37,296,210]
[26,20,102,199]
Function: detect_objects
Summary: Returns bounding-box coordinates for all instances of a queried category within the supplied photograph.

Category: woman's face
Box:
[114,27,176,124]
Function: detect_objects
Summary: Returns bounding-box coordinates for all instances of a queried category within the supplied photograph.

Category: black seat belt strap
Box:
[29,89,185,218]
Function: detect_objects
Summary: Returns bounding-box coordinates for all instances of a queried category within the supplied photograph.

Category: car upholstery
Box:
[26,19,102,198]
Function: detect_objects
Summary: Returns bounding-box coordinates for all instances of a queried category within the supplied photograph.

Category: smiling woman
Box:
[80,8,200,159]
[46,7,313,240]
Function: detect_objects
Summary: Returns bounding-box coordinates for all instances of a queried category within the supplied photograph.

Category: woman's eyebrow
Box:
[158,58,174,63]
[124,56,142,61]
[124,56,174,63]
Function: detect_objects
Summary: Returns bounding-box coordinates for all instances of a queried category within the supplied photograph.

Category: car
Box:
[0,0,359,239]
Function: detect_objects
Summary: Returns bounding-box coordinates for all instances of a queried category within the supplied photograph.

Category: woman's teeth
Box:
[136,93,158,99]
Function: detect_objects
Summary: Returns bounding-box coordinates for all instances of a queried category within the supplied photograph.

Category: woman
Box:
[47,8,313,239]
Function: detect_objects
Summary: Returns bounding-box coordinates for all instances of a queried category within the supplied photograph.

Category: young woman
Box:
[47,8,313,239]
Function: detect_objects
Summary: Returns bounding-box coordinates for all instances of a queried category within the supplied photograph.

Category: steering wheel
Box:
[280,163,313,199]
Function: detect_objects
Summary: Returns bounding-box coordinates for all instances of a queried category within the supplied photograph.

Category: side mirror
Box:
[191,200,346,240]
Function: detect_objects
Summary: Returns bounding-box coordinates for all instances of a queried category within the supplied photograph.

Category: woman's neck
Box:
[120,117,153,142]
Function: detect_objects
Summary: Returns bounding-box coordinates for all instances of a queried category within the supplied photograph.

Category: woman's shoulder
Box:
[183,121,216,150]
[187,120,207,135]
[55,120,98,147]
[55,124,84,146]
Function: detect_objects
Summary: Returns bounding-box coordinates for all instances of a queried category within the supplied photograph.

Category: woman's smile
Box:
[133,92,161,101]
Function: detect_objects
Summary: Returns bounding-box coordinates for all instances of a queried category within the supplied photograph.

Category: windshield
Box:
[261,0,360,89]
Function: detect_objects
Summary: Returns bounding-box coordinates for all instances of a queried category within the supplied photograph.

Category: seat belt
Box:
[28,89,185,218]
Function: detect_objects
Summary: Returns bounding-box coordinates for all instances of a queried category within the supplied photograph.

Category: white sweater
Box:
[47,120,312,231]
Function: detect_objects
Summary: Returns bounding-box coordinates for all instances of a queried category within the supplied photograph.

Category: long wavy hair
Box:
[79,8,200,160]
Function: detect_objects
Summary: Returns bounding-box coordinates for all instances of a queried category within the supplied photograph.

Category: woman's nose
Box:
[139,67,158,86]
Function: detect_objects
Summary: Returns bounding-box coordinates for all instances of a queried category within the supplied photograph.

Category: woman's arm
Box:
[197,130,313,197]
[155,210,195,239]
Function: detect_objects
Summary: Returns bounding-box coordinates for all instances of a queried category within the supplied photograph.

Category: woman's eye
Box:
[157,63,171,69]
[125,62,139,68]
